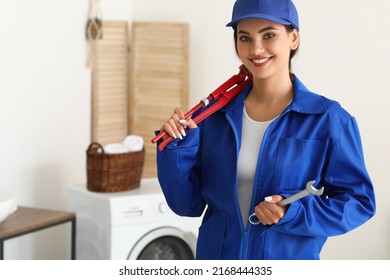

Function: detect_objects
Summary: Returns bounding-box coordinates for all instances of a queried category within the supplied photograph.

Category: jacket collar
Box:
[289,75,327,114]
[220,75,327,115]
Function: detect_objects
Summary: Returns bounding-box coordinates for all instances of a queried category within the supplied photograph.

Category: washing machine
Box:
[67,178,202,260]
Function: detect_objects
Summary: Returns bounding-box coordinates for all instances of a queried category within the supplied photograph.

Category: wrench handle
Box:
[277,190,310,207]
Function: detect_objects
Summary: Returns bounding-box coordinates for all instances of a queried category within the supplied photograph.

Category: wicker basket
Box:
[86,142,145,192]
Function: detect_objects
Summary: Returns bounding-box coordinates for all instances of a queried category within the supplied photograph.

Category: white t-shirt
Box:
[237,107,274,229]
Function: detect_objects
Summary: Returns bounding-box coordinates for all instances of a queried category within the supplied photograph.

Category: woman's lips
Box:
[251,57,272,67]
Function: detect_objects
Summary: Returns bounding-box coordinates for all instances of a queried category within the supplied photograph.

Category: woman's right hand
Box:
[160,108,197,140]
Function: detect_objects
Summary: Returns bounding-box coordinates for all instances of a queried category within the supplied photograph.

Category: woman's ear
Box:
[290,29,300,50]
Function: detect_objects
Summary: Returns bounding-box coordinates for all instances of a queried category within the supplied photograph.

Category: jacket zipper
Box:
[226,112,250,259]
[243,106,293,259]
[242,116,282,259]
[229,106,290,259]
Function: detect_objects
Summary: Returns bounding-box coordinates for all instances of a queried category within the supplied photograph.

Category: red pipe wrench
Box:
[151,65,252,152]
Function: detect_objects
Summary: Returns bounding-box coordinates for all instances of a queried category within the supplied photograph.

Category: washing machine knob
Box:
[158,202,169,214]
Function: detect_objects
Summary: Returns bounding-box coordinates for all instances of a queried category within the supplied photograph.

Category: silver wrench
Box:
[248,180,324,225]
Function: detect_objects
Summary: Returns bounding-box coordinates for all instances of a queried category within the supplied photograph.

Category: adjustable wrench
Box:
[248,180,324,225]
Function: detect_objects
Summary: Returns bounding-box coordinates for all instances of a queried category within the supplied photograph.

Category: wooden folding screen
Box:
[91,21,129,145]
[129,22,189,178]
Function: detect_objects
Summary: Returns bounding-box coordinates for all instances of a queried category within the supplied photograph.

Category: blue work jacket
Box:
[156,75,376,260]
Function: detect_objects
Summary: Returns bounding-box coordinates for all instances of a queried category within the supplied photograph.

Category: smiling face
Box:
[235,18,299,81]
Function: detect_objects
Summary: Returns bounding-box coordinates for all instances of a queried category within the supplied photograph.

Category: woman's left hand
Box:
[253,195,287,225]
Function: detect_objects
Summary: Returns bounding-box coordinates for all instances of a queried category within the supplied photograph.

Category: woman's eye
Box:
[264,33,275,39]
[239,36,251,42]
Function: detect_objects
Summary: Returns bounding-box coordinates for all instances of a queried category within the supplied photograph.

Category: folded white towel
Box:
[97,135,144,154]
[123,135,144,152]
[102,143,128,154]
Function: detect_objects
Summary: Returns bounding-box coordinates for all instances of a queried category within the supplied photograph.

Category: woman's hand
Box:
[253,195,287,225]
[160,108,197,140]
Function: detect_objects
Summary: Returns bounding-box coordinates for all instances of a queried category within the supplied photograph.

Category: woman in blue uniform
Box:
[155,0,376,259]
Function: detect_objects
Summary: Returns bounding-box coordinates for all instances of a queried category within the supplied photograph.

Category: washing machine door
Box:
[128,227,196,260]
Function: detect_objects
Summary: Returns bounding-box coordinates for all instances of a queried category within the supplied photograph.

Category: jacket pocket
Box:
[271,137,327,191]
[261,230,323,260]
[196,211,226,260]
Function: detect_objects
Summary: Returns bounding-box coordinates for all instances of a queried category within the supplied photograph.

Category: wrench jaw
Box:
[306,180,325,196]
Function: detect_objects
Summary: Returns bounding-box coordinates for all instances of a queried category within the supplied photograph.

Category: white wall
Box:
[0,0,132,260]
[292,0,390,259]
[0,0,388,259]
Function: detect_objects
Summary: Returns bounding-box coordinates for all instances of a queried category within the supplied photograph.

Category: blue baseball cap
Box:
[226,0,299,30]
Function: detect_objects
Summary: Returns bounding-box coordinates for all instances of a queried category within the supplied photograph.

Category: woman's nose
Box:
[251,41,265,55]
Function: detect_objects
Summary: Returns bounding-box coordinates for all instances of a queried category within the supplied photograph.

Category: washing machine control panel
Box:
[110,194,177,226]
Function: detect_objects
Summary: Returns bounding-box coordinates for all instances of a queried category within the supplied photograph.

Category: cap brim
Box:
[226,13,296,29]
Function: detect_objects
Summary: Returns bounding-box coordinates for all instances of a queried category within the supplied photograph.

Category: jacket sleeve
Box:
[156,128,206,217]
[275,117,376,237]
